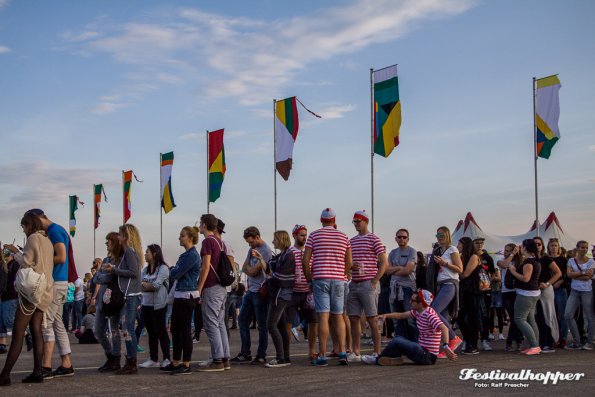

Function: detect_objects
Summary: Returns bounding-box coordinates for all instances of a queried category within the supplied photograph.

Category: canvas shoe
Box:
[522,347,541,355]
[291,328,301,342]
[462,347,479,355]
[481,340,493,351]
[564,342,581,350]
[265,359,291,368]
[51,366,74,378]
[499,334,506,340]
[541,346,556,353]
[312,356,328,367]
[581,343,593,351]
[41,367,54,380]
[170,365,192,375]
[230,353,252,364]
[488,333,495,340]
[346,352,361,363]
[139,359,160,368]
[361,355,378,365]
[160,359,171,368]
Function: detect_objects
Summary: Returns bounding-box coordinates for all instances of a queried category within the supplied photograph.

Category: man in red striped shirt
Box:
[303,208,352,366]
[347,210,388,362]
[361,290,458,365]
[285,225,318,360]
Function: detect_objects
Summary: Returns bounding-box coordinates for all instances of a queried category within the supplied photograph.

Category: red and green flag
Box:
[123,170,142,223]
[373,65,401,157]
[208,129,226,203]
[94,184,107,229]
[69,195,84,237]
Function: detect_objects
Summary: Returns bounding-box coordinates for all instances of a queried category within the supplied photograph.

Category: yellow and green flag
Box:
[535,75,561,159]
[373,65,401,158]
[160,152,176,213]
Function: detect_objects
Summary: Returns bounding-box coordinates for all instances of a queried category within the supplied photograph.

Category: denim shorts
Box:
[346,280,379,317]
[0,299,18,336]
[312,279,345,315]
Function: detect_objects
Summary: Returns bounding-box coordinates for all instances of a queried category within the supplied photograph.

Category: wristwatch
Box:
[442,343,449,350]
[546,282,550,287]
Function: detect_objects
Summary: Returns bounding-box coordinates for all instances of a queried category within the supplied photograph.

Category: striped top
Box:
[305,226,351,280]
[350,233,385,282]
[289,246,310,293]
[411,307,443,355]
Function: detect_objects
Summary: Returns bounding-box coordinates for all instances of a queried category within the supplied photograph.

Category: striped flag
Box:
[208,130,226,203]
[373,65,401,158]
[123,170,142,223]
[69,195,84,237]
[94,184,107,229]
[535,75,561,159]
[161,152,176,213]
[275,97,299,181]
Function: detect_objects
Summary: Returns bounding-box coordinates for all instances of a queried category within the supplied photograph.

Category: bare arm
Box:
[372,252,388,289]
[344,247,352,277]
[303,247,313,282]
[510,263,533,283]
[53,242,67,265]
[380,311,413,321]
[461,255,479,278]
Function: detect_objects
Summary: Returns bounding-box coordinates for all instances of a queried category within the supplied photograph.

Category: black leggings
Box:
[142,306,170,362]
[458,291,479,349]
[171,298,197,362]
[0,304,44,379]
[193,301,203,341]
[267,298,290,361]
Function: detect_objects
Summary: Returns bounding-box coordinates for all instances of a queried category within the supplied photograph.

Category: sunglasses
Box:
[436,233,445,238]
[396,235,408,239]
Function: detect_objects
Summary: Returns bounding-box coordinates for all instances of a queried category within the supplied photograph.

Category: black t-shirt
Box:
[516,258,541,291]
[538,255,555,283]
[552,256,568,288]
[1,260,20,301]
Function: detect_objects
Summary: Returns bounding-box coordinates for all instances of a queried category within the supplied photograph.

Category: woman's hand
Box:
[3,243,18,254]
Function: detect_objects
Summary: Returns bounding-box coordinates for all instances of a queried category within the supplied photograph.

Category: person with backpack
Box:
[138,244,171,369]
[197,214,231,372]
[0,212,54,386]
[161,226,201,375]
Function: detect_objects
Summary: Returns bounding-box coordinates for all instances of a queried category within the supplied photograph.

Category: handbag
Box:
[102,276,130,317]
[15,267,48,315]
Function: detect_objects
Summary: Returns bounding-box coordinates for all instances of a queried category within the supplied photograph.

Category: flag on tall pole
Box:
[535,75,561,159]
[160,152,176,213]
[94,184,107,229]
[69,195,84,237]
[208,129,226,203]
[274,97,299,181]
[373,65,401,158]
[123,170,142,223]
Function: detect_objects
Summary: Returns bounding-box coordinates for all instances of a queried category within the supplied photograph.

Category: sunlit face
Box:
[179,231,190,247]
[272,235,280,250]
[576,243,589,256]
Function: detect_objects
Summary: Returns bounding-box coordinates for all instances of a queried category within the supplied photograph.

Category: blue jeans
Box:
[121,295,141,359]
[430,283,456,340]
[0,299,18,337]
[63,301,74,331]
[238,291,268,358]
[390,286,418,341]
[565,289,594,343]
[554,287,569,340]
[73,300,84,330]
[94,304,121,356]
[380,336,436,365]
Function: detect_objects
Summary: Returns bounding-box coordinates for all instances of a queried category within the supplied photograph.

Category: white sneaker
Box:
[481,340,493,351]
[488,333,495,341]
[361,355,377,365]
[139,359,160,368]
[346,352,361,362]
[291,327,301,342]
[197,358,213,367]
[161,358,171,368]
[499,334,506,340]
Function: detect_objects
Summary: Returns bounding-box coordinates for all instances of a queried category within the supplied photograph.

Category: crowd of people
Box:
[0,207,594,385]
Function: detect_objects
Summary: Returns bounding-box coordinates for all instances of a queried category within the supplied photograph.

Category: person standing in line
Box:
[231,227,272,365]
[473,238,496,352]
[286,225,318,361]
[72,276,85,333]
[25,209,74,379]
[346,210,387,362]
[0,212,54,385]
[385,228,418,341]
[564,240,595,350]
[62,282,75,332]
[497,243,523,352]
[507,239,542,355]
[92,233,123,372]
[302,208,352,367]
[0,252,20,355]
[138,244,171,369]
[547,238,569,348]
[161,226,201,375]
[457,237,482,355]
[197,214,231,373]
[213,219,236,338]
[103,224,144,374]
[426,227,463,354]
[533,236,561,353]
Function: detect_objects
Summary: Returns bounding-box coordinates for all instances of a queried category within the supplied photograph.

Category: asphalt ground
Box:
[1,329,594,396]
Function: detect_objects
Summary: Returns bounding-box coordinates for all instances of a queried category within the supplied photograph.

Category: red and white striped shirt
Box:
[305,226,351,280]
[289,246,310,293]
[350,233,385,282]
[411,307,443,355]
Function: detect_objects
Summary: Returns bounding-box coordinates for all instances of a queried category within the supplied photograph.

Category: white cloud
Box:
[66,0,475,113]
[62,30,100,42]
[91,102,128,115]
[0,0,8,11]
[319,104,357,119]
[179,132,201,140]
[0,45,11,54]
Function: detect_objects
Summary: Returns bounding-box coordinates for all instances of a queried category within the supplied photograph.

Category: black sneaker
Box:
[462,347,479,355]
[51,366,74,378]
[230,353,252,364]
[170,365,192,375]
[22,373,44,383]
[160,363,175,372]
[250,356,266,365]
[41,367,53,380]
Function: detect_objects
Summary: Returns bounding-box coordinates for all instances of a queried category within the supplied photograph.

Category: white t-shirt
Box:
[499,259,514,293]
[569,258,595,292]
[436,246,460,282]
[74,278,85,301]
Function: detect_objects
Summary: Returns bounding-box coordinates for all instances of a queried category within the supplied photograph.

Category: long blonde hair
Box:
[119,224,144,267]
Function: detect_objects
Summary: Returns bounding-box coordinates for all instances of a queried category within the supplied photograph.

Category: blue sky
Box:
[1,0,594,272]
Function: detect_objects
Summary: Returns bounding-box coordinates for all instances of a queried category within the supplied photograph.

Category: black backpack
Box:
[209,237,236,287]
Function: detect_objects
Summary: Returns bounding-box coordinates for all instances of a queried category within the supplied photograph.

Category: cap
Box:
[217,219,226,234]
[417,289,434,308]
[353,210,369,222]
[292,224,307,236]
[473,237,486,242]
[320,208,336,222]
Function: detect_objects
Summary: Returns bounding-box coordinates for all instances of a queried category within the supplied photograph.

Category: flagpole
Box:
[370,68,375,233]
[532,77,539,237]
[273,99,278,232]
[160,153,163,247]
[93,184,96,259]
[206,130,211,214]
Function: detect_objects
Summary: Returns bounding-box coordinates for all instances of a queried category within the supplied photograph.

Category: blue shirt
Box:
[47,223,69,282]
